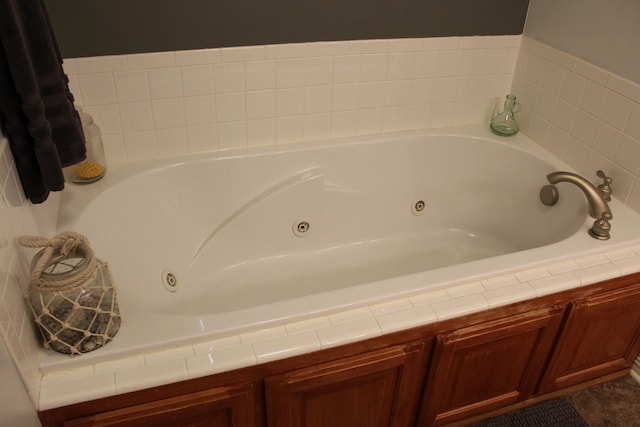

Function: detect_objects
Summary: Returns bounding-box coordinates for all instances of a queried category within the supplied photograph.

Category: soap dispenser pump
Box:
[490,94,520,137]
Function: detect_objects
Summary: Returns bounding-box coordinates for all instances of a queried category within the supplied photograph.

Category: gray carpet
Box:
[473,398,589,427]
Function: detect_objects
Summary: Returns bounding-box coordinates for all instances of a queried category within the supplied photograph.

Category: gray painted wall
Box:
[525,0,640,83]
[44,0,529,58]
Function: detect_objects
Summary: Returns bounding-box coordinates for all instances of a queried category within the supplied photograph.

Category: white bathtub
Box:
[45,125,640,369]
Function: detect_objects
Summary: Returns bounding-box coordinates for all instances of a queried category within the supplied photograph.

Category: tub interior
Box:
[58,128,586,319]
[50,125,635,369]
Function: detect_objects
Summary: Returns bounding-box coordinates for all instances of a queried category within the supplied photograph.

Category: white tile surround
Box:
[65,36,519,164]
[513,37,640,212]
[2,34,640,413]
[0,133,59,424]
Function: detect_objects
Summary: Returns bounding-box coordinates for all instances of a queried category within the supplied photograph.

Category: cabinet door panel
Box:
[539,282,640,393]
[418,306,564,426]
[265,341,428,427]
[64,383,258,427]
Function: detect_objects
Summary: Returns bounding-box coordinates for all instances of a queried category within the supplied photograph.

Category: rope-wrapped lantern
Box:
[19,232,121,355]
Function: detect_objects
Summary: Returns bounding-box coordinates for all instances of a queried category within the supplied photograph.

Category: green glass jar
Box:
[491,94,521,137]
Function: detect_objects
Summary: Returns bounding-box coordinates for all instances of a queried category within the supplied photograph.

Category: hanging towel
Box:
[0,0,86,203]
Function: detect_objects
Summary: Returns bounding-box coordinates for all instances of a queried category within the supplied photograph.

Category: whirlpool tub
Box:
[45,125,640,369]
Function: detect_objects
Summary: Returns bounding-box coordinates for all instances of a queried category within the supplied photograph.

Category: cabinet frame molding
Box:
[64,382,258,427]
[418,306,565,426]
[265,341,429,427]
[538,281,640,393]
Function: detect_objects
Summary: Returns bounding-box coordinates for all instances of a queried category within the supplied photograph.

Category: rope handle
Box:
[19,232,96,289]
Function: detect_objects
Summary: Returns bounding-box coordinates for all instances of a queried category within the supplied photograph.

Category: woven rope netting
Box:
[19,232,121,355]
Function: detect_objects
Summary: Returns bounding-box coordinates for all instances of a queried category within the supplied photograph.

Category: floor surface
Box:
[569,375,640,427]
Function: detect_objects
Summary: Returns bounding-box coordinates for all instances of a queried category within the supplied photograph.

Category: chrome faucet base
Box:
[588,212,612,240]
[588,228,611,240]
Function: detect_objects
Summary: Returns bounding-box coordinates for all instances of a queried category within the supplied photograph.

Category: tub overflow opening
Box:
[412,200,427,216]
[293,219,311,237]
[162,269,179,292]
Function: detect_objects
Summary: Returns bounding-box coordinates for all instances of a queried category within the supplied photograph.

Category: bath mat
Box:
[472,398,589,427]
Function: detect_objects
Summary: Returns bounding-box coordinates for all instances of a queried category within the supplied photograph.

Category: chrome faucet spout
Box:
[546,171,612,220]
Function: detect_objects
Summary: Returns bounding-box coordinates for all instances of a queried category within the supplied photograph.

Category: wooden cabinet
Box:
[265,341,428,427]
[417,306,565,426]
[538,282,640,393]
[38,273,640,427]
[64,382,259,427]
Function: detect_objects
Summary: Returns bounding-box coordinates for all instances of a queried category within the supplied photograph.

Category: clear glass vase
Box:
[64,108,106,184]
[490,94,521,137]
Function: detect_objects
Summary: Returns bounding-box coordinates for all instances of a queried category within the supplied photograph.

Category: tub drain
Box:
[293,218,311,237]
[162,269,179,292]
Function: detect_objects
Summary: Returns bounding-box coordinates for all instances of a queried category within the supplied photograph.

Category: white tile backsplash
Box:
[69,36,521,165]
[601,90,633,130]
[247,118,276,146]
[246,90,276,120]
[180,65,214,96]
[215,92,246,122]
[0,131,60,412]
[152,98,186,129]
[119,101,154,131]
[78,73,117,105]
[184,95,216,125]
[123,130,157,160]
[303,113,332,141]
[217,121,248,150]
[214,62,246,93]
[513,36,640,212]
[113,70,150,102]
[149,68,183,99]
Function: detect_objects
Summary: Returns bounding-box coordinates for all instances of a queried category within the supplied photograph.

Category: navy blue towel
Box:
[0,0,86,203]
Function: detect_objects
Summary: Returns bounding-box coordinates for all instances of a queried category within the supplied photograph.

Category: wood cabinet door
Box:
[265,341,428,427]
[64,382,260,427]
[538,282,640,393]
[418,306,564,426]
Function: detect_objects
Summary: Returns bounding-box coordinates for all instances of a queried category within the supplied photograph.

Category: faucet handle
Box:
[589,211,612,240]
[596,170,613,202]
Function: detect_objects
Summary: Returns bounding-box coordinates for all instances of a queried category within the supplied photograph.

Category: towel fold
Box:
[0,0,85,203]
